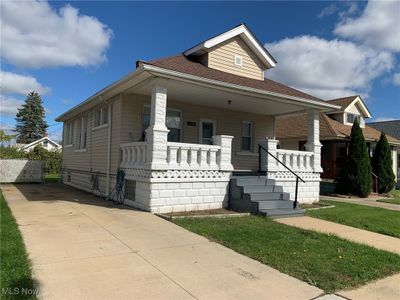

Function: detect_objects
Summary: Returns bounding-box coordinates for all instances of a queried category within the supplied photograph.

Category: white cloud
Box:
[370,117,397,122]
[0,95,24,117]
[0,0,113,68]
[393,73,400,86]
[334,0,400,52]
[318,4,338,18]
[1,71,50,95]
[265,36,394,99]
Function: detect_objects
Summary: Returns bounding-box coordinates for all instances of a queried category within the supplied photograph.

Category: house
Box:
[276,96,400,183]
[55,24,340,215]
[16,136,61,152]
[368,120,400,186]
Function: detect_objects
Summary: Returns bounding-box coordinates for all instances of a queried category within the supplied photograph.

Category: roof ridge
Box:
[321,113,341,137]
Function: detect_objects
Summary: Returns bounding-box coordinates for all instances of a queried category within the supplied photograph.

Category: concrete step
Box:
[250,192,290,201]
[260,208,305,218]
[257,200,294,210]
[243,185,283,193]
[234,177,275,186]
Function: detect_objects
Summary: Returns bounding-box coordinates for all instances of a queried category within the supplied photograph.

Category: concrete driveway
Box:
[1,184,322,299]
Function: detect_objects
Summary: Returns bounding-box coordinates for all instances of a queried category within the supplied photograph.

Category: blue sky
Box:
[1,1,399,141]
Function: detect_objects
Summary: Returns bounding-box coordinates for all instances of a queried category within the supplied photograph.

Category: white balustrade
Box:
[275,149,314,172]
[167,142,221,170]
[120,142,147,167]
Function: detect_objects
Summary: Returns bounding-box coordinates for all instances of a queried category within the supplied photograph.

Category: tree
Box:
[338,119,371,197]
[0,129,13,146]
[15,91,48,143]
[371,132,395,193]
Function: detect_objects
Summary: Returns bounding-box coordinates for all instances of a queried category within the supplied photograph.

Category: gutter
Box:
[142,64,341,111]
[106,101,112,195]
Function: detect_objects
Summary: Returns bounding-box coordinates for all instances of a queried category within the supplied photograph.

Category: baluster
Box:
[305,154,310,170]
[209,148,218,168]
[189,147,199,168]
[168,145,179,167]
[121,147,127,165]
[179,147,189,168]
[199,148,209,168]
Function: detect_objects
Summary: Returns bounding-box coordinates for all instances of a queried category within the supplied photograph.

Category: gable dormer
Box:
[327,96,372,128]
[184,24,276,81]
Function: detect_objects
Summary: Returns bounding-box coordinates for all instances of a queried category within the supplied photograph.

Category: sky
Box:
[1,0,400,141]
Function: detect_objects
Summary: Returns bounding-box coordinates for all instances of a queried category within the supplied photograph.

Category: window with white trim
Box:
[242,121,253,151]
[65,122,74,145]
[77,116,88,149]
[142,106,182,142]
[234,55,243,66]
[346,113,359,124]
[94,107,108,127]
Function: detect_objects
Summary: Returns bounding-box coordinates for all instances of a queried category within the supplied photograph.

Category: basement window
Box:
[234,55,243,66]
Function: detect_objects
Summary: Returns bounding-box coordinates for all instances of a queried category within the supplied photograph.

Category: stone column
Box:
[305,110,323,173]
[213,135,234,171]
[145,84,169,169]
[259,138,279,173]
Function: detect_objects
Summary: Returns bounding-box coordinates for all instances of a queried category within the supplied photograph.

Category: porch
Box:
[118,79,327,213]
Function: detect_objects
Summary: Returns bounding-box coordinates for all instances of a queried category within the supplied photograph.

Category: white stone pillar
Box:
[259,138,279,172]
[305,110,323,173]
[213,135,233,171]
[145,84,169,169]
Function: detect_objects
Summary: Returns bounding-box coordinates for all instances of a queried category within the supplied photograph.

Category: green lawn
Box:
[377,189,400,205]
[44,173,60,183]
[174,216,400,293]
[0,191,37,299]
[308,200,400,238]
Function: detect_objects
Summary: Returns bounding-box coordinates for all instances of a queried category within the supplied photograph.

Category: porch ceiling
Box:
[127,78,318,116]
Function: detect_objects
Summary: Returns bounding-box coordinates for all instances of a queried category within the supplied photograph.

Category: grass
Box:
[44,173,60,183]
[0,191,37,299]
[307,200,400,238]
[174,216,400,293]
[377,189,400,205]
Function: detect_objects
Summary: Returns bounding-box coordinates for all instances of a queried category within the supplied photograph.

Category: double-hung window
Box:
[65,122,74,145]
[94,107,108,128]
[346,113,359,124]
[142,106,182,142]
[241,121,253,151]
[77,116,87,149]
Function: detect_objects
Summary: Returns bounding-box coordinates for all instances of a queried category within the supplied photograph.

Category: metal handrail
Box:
[258,144,305,209]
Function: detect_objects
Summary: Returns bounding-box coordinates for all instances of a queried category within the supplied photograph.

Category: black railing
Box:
[258,144,305,209]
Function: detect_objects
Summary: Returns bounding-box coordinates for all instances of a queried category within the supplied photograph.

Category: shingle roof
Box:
[326,96,358,109]
[368,120,400,140]
[276,113,400,145]
[143,54,324,102]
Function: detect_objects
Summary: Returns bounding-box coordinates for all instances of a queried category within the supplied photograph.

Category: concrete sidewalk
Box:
[321,196,400,211]
[275,216,400,255]
[1,184,323,300]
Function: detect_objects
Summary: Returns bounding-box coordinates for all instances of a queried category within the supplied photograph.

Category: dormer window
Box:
[347,113,359,124]
[234,55,243,66]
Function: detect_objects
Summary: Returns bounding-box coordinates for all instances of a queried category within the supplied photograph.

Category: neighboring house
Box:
[276,96,400,183]
[16,136,61,152]
[56,24,340,215]
[368,120,400,186]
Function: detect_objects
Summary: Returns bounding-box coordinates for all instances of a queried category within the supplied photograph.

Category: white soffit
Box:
[184,24,276,69]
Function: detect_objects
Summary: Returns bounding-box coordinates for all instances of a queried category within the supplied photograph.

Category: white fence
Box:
[0,159,44,183]
[120,142,147,167]
[275,149,315,172]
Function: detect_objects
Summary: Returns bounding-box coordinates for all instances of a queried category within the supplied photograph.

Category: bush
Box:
[0,145,61,174]
[372,133,395,193]
[337,119,371,197]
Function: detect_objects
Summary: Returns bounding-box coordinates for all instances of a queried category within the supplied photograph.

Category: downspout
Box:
[106,102,112,195]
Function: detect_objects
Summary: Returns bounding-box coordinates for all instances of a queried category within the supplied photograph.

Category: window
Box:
[142,106,182,142]
[94,107,108,127]
[77,116,87,149]
[234,55,243,66]
[242,121,253,151]
[43,140,48,147]
[346,113,359,124]
[65,122,74,145]
[336,142,347,158]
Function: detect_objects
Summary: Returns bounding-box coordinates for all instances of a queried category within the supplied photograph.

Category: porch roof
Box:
[276,113,400,146]
[144,55,324,103]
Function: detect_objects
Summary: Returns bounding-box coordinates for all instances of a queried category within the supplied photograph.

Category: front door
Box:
[199,119,216,145]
